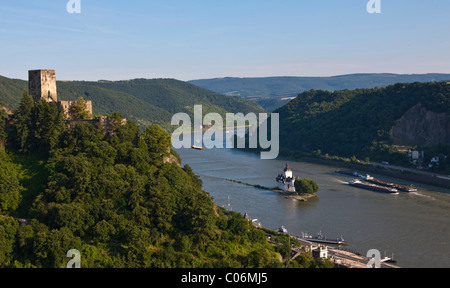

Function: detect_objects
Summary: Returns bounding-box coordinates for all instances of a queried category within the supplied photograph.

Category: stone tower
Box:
[28,70,58,103]
[28,69,93,119]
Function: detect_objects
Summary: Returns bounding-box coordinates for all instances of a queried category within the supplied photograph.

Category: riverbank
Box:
[225,178,318,202]
[272,189,318,202]
[298,156,450,190]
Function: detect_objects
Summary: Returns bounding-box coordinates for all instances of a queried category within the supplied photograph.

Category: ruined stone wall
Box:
[59,100,93,120]
[86,100,93,115]
[26,69,128,136]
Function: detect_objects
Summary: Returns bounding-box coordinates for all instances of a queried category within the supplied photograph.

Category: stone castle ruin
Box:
[28,69,125,132]
[28,69,93,120]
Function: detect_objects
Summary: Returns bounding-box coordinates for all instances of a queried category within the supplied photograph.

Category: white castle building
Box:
[276,163,296,192]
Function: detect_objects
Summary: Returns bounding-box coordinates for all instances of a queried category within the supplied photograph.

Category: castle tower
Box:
[276,163,296,192]
[283,163,293,178]
[28,70,57,103]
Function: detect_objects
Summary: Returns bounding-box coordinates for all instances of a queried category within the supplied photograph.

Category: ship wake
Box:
[333,178,349,184]
[409,191,436,201]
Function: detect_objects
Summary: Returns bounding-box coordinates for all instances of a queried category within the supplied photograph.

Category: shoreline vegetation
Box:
[225,179,318,202]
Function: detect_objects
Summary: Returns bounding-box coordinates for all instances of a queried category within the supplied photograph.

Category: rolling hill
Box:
[0,76,265,130]
[274,81,450,168]
[189,73,450,111]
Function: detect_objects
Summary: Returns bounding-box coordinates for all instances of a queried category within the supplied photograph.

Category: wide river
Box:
[175,132,450,268]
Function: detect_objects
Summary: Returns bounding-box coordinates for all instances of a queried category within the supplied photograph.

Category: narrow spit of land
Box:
[225,178,318,202]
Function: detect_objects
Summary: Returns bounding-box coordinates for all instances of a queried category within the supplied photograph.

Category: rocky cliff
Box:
[390,102,450,147]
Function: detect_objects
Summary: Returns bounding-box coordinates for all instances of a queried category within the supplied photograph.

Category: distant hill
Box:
[0,76,265,130]
[274,81,450,168]
[0,76,29,108]
[189,73,450,111]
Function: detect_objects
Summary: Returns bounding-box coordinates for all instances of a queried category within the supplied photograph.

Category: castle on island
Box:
[276,163,296,192]
[28,69,125,131]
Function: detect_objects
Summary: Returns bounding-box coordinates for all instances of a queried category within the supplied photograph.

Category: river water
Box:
[175,132,450,268]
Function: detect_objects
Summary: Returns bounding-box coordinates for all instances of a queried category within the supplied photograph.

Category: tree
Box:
[247,249,275,268]
[0,153,23,214]
[289,252,314,268]
[0,108,7,148]
[93,220,117,243]
[48,203,95,237]
[295,178,319,194]
[0,216,19,267]
[139,124,172,162]
[114,118,140,144]
[35,100,67,152]
[70,97,91,120]
[278,241,292,264]
[10,92,35,153]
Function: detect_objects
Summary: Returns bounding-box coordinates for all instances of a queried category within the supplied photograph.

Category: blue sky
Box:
[1,0,449,81]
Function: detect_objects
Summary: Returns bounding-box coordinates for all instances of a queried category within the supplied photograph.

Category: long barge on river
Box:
[299,232,347,245]
[336,170,417,192]
[367,178,417,192]
[349,179,399,194]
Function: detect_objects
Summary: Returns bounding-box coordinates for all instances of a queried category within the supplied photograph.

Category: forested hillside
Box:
[0,76,28,109]
[275,81,450,168]
[0,93,331,268]
[0,76,265,131]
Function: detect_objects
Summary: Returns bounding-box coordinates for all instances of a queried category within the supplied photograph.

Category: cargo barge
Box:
[336,170,417,192]
[367,178,417,192]
[299,231,347,245]
[349,179,399,194]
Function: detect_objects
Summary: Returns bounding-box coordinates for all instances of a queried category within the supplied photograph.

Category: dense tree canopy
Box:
[0,152,23,214]
[275,81,450,167]
[0,93,334,268]
[294,178,319,195]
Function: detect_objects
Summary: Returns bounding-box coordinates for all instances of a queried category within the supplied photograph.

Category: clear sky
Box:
[1,0,449,81]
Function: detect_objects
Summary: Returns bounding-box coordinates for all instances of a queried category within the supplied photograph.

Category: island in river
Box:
[225,178,318,202]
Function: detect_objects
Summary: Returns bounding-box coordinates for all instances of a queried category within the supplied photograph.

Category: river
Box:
[174,132,450,268]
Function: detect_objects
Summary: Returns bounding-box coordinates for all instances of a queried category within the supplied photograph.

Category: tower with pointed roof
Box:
[276,163,296,192]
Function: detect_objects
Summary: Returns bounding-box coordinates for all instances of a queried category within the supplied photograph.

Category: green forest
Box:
[0,93,331,268]
[275,81,450,170]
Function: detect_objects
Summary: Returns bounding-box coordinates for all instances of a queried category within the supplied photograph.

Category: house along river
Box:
[174,131,450,268]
